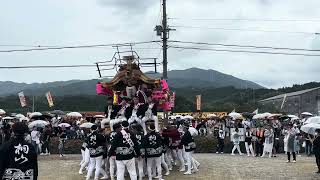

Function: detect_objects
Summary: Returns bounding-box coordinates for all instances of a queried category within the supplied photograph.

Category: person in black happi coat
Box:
[310,129,320,173]
[0,122,38,180]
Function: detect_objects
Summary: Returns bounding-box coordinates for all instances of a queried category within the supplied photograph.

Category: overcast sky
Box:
[0,0,320,89]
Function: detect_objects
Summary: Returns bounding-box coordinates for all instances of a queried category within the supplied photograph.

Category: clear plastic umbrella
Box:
[304,116,320,124]
[30,112,43,118]
[28,120,49,128]
[301,123,320,135]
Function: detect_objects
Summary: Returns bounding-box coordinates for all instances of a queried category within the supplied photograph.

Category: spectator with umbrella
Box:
[58,126,67,157]
[309,129,320,173]
[31,127,41,155]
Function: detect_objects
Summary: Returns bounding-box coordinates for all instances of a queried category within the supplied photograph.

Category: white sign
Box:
[230,128,245,142]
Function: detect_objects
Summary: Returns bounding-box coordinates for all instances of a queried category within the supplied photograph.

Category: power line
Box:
[169,45,320,57]
[0,64,116,69]
[0,41,161,53]
[169,40,320,52]
[170,25,318,35]
[169,17,320,22]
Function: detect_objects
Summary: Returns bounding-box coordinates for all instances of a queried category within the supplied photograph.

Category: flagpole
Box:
[32,96,35,112]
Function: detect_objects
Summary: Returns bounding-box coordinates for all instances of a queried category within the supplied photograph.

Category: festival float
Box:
[96,54,174,132]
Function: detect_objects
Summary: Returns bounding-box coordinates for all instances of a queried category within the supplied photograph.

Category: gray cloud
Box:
[97,0,156,14]
[0,0,319,88]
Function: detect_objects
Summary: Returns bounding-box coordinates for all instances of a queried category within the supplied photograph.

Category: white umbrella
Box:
[28,120,49,128]
[94,115,105,118]
[288,115,299,120]
[58,123,71,128]
[305,116,320,124]
[101,118,111,128]
[183,115,194,120]
[20,117,30,122]
[30,112,42,118]
[2,116,14,121]
[0,109,6,115]
[228,112,243,120]
[15,114,26,119]
[302,112,313,116]
[80,122,94,129]
[188,127,198,137]
[208,113,217,118]
[67,112,82,118]
[301,123,320,135]
[253,113,274,120]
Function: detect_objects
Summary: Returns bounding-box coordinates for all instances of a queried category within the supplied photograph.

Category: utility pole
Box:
[155,0,175,124]
[162,0,168,80]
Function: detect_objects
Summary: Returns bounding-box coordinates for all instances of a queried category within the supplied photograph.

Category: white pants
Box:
[245,142,255,156]
[86,155,107,180]
[109,156,116,180]
[136,157,144,180]
[231,144,242,155]
[177,148,185,170]
[185,151,198,173]
[80,149,86,165]
[169,149,177,165]
[164,152,173,169]
[182,147,188,163]
[161,154,169,173]
[116,158,137,180]
[79,148,90,173]
[147,157,162,180]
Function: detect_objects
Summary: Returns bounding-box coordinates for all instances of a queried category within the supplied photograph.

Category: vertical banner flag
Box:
[46,91,54,107]
[280,94,287,109]
[170,92,176,108]
[196,95,201,111]
[18,92,27,107]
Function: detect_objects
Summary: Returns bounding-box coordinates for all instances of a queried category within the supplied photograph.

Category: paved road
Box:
[38,154,320,180]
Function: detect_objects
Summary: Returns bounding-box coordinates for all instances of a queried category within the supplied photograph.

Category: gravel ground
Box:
[38,153,320,180]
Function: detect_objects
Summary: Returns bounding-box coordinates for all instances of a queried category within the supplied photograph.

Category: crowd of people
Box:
[1,104,320,179]
[77,119,199,180]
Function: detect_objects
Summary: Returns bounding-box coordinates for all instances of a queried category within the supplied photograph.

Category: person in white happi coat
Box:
[231,128,243,155]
